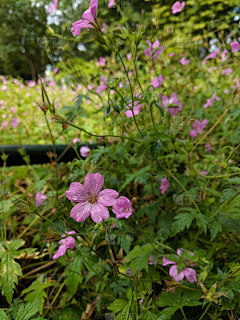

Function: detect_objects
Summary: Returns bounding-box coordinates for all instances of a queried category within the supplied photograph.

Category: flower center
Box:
[87,193,98,204]
[125,207,130,212]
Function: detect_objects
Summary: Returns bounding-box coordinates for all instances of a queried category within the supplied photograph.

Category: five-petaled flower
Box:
[65,173,119,223]
[162,248,197,283]
[144,39,164,61]
[112,196,133,219]
[159,178,170,194]
[189,119,209,139]
[53,231,76,260]
[161,93,182,117]
[35,191,48,207]
[172,1,186,14]
[71,0,99,37]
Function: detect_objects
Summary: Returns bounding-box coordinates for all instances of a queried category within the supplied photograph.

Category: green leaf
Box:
[0,240,25,303]
[217,268,226,281]
[217,214,240,235]
[21,275,54,314]
[157,288,202,308]
[158,307,179,320]
[114,301,131,320]
[142,311,159,320]
[171,212,195,236]
[119,165,152,193]
[196,214,209,234]
[16,301,40,320]
[125,245,149,275]
[0,310,10,320]
[208,219,222,241]
[64,252,83,292]
[219,188,238,204]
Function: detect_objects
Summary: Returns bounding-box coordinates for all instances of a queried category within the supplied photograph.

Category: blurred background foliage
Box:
[0,0,239,81]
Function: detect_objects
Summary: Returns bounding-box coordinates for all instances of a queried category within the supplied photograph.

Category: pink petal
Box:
[177,248,183,256]
[85,173,104,196]
[91,203,109,223]
[65,182,88,202]
[70,202,92,222]
[169,265,185,281]
[162,257,175,266]
[184,268,197,283]
[53,245,67,260]
[98,189,119,206]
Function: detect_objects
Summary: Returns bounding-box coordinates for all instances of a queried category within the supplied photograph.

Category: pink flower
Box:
[101,22,107,32]
[144,39,164,60]
[96,76,108,93]
[159,178,170,194]
[201,171,208,175]
[224,89,230,94]
[125,97,142,118]
[77,84,82,90]
[127,54,131,60]
[65,172,119,223]
[11,117,20,128]
[221,48,228,61]
[126,268,133,276]
[214,159,219,162]
[71,0,98,37]
[189,119,209,139]
[1,75,6,85]
[88,84,95,90]
[179,57,190,65]
[26,92,31,97]
[49,0,58,12]
[172,1,186,14]
[96,57,106,66]
[222,68,232,75]
[205,49,220,60]
[162,248,197,283]
[161,93,182,116]
[53,231,76,260]
[112,196,133,219]
[139,297,145,307]
[203,94,215,108]
[54,68,59,74]
[10,106,17,113]
[231,40,240,52]
[152,74,164,88]
[149,256,154,265]
[48,81,56,86]
[72,138,81,144]
[205,143,212,153]
[28,80,36,87]
[108,0,115,8]
[1,85,7,91]
[80,146,91,158]
[169,52,175,57]
[35,191,48,207]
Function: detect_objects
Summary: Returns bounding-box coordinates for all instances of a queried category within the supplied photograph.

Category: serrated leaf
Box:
[64,252,83,292]
[0,310,10,320]
[16,301,40,320]
[196,214,209,234]
[157,288,202,308]
[108,299,128,313]
[0,241,25,303]
[125,245,149,275]
[21,275,54,314]
[114,301,131,320]
[119,165,152,193]
[217,268,226,281]
[171,212,195,236]
[142,311,159,320]
[208,219,222,241]
[158,307,179,320]
[219,188,238,204]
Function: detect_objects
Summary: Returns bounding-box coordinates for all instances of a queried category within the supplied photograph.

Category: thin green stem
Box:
[180,307,187,320]
[199,302,212,320]
[65,120,140,144]
[45,114,59,199]
[35,209,65,234]
[188,230,201,250]
[117,52,143,138]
